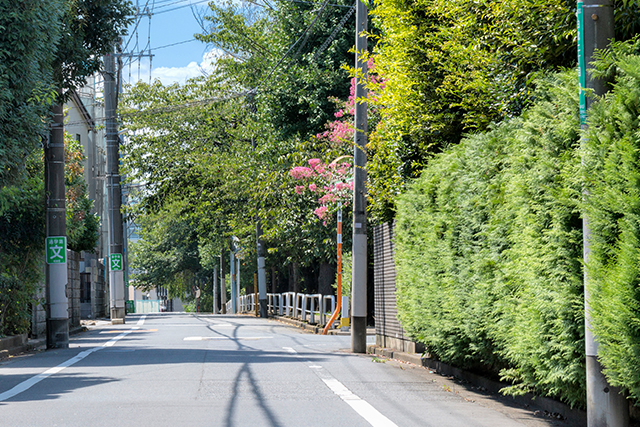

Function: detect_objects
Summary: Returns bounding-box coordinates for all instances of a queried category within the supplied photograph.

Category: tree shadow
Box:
[0,373,118,404]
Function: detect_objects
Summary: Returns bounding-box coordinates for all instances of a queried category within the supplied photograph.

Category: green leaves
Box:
[582,40,640,402]
[64,133,99,252]
[53,0,133,96]
[0,151,46,336]
[0,1,63,186]
[395,70,586,407]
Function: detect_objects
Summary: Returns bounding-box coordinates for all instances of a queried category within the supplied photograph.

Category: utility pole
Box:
[247,90,268,318]
[578,1,629,425]
[236,256,241,310]
[351,0,368,353]
[213,268,219,314]
[230,249,237,314]
[105,50,126,324]
[253,133,267,318]
[45,96,69,349]
[256,221,268,317]
[220,251,227,314]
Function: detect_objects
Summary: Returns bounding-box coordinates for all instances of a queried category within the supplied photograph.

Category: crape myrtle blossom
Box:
[289,157,353,223]
[290,59,382,223]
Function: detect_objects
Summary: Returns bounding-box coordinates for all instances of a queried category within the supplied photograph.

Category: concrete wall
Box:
[91,257,107,319]
[31,283,46,339]
[67,250,81,328]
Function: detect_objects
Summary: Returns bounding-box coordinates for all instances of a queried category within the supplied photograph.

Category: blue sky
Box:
[122,1,216,85]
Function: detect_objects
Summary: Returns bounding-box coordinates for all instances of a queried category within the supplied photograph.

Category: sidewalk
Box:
[366,344,590,427]
[270,314,374,336]
[270,313,589,427]
[0,324,89,359]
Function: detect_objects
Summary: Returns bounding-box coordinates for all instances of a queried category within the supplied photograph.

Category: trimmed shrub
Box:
[395,71,586,407]
[583,42,640,402]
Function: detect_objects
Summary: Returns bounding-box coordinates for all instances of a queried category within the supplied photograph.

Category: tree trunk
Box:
[289,262,300,294]
[318,263,334,296]
[271,267,277,294]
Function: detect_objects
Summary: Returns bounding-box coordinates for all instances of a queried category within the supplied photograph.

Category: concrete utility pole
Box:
[213,268,219,314]
[105,50,126,324]
[236,256,241,310]
[256,221,267,317]
[351,0,368,353]
[220,251,227,314]
[45,98,70,349]
[247,92,268,318]
[578,1,629,425]
[230,249,237,314]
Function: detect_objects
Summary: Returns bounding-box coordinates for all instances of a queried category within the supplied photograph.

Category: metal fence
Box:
[134,299,162,314]
[225,292,338,327]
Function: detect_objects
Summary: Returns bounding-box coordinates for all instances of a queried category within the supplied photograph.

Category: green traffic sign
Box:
[110,253,123,271]
[46,236,67,264]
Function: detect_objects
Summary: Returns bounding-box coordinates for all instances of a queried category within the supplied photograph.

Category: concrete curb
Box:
[367,345,588,426]
[270,315,352,335]
[0,325,87,360]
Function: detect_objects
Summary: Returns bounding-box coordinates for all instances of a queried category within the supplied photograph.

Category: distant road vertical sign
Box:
[110,253,123,271]
[46,237,67,264]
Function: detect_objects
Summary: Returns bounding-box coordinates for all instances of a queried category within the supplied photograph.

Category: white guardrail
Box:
[225,292,340,327]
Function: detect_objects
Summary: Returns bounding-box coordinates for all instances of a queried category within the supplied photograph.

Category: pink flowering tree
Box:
[289,157,354,224]
[288,59,383,224]
[316,58,382,147]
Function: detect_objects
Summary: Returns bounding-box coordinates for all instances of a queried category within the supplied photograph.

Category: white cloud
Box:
[151,49,220,86]
[125,49,221,86]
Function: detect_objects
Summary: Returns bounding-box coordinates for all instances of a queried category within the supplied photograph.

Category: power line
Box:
[153,0,211,14]
[152,38,198,50]
[312,4,355,61]
[120,91,250,116]
[254,0,332,90]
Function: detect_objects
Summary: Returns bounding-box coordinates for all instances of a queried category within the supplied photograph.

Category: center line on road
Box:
[283,347,399,427]
[0,316,146,402]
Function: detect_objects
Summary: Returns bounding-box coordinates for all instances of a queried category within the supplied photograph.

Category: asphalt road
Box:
[0,313,565,427]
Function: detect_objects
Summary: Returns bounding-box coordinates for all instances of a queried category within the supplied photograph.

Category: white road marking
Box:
[0,316,146,402]
[283,347,398,427]
[321,378,398,427]
[183,336,272,341]
[203,320,233,326]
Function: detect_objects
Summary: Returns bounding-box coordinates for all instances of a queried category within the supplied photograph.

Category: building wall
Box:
[65,76,109,321]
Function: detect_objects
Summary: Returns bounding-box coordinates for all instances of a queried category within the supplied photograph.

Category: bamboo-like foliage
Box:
[395,71,586,407]
[582,39,640,402]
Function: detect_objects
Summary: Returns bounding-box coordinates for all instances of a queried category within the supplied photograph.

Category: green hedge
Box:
[395,70,586,407]
[396,44,640,407]
[583,46,640,402]
[0,158,45,336]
